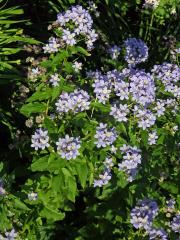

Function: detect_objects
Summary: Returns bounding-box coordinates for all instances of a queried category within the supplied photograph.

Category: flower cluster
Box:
[152,63,180,98]
[43,37,61,54]
[31,128,50,150]
[143,0,160,9]
[171,214,180,233]
[49,73,60,87]
[56,135,81,160]
[129,70,155,106]
[134,106,156,130]
[118,145,142,182]
[0,180,5,195]
[72,61,82,72]
[93,157,114,187]
[148,228,168,240]
[148,130,158,145]
[0,229,18,240]
[154,100,166,117]
[28,192,38,201]
[91,71,112,103]
[57,5,98,49]
[110,103,130,122]
[94,123,117,148]
[124,38,149,66]
[107,45,121,60]
[55,89,90,115]
[130,199,159,229]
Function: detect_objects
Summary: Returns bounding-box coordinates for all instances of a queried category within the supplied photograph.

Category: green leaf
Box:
[62,168,77,202]
[20,102,46,117]
[90,101,111,113]
[69,46,91,56]
[27,88,52,102]
[75,161,88,188]
[44,117,58,134]
[31,156,49,172]
[159,181,179,194]
[116,171,128,188]
[13,197,30,211]
[40,206,65,221]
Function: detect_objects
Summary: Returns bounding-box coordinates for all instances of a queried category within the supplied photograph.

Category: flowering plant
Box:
[0,1,179,239]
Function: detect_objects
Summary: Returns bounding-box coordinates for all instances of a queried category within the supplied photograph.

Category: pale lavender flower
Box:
[154,100,166,117]
[94,157,113,187]
[124,38,149,66]
[152,63,180,98]
[4,229,17,240]
[91,71,111,103]
[130,199,159,229]
[0,180,5,195]
[148,130,158,145]
[57,5,98,49]
[55,89,90,115]
[166,199,175,209]
[31,128,50,151]
[28,192,38,201]
[143,0,160,9]
[118,145,141,182]
[73,61,82,72]
[110,145,118,154]
[104,157,114,169]
[108,45,121,60]
[134,106,156,130]
[94,123,117,148]
[62,29,76,46]
[110,103,130,122]
[93,170,111,187]
[171,214,180,233]
[56,135,81,160]
[43,37,61,53]
[49,73,60,87]
[148,228,168,240]
[129,70,155,106]
[114,81,129,100]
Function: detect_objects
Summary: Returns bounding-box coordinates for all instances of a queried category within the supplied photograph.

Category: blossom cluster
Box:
[130,199,159,229]
[171,214,180,233]
[56,135,81,160]
[49,73,60,87]
[94,123,117,148]
[129,70,155,106]
[110,103,130,122]
[31,128,50,150]
[93,157,114,187]
[107,45,121,60]
[148,228,168,240]
[152,62,180,98]
[56,5,98,49]
[0,229,18,240]
[118,145,142,182]
[43,37,61,54]
[55,89,90,115]
[143,0,160,9]
[124,38,149,66]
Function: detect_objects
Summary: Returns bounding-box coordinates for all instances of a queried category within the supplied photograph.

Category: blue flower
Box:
[94,123,117,148]
[171,214,180,233]
[56,135,81,160]
[130,199,159,229]
[31,128,50,151]
[124,38,149,66]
